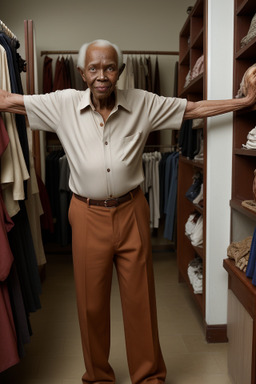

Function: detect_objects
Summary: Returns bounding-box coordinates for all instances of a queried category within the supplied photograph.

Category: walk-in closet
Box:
[1,0,256,383]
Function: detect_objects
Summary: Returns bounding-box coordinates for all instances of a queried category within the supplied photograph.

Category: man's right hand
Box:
[0,89,26,115]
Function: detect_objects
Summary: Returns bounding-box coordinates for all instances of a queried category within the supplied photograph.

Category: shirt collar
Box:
[78,87,132,113]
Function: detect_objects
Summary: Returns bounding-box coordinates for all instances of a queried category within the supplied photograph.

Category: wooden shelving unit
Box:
[177,0,207,317]
[225,1,256,382]
[231,0,256,236]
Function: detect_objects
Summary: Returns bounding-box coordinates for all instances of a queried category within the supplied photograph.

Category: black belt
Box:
[74,186,140,208]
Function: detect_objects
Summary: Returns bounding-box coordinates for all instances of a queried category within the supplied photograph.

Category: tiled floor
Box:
[0,250,232,384]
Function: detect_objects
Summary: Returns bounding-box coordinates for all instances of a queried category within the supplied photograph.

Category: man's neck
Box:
[91,92,116,122]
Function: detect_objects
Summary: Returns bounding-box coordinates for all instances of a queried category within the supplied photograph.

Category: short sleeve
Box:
[24,91,63,133]
[145,93,187,131]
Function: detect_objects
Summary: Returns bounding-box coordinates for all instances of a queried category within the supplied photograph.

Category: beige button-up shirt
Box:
[24,88,187,199]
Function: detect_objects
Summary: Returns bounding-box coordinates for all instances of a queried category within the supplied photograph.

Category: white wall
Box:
[206,0,234,325]
[1,0,194,52]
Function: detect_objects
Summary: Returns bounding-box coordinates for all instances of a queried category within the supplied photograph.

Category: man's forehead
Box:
[86,44,117,61]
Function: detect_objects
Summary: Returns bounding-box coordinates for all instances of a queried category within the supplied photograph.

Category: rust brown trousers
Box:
[68,188,166,384]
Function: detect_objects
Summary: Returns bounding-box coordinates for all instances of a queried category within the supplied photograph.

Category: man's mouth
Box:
[95,86,110,92]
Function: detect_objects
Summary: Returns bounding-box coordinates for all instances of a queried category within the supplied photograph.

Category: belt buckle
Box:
[104,198,119,208]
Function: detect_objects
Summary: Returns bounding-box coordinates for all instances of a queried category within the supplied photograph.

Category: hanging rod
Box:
[0,19,18,40]
[123,50,178,56]
[41,50,78,56]
[40,49,179,57]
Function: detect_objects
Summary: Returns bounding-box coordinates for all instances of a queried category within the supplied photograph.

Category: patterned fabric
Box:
[183,55,204,88]
[190,55,204,80]
[227,236,252,272]
[241,13,256,48]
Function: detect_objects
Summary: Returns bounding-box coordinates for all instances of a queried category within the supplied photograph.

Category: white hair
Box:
[77,39,123,70]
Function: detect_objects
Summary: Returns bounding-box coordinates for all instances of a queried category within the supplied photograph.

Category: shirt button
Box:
[105,141,108,145]
[107,168,111,172]
[100,123,104,127]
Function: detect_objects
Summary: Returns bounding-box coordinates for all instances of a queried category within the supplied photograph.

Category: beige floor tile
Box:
[181,333,228,354]
[165,352,222,375]
[166,372,232,384]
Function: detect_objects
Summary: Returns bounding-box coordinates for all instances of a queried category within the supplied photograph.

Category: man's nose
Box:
[98,69,106,80]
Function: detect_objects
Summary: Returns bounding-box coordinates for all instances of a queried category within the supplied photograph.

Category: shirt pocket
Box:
[121,132,142,166]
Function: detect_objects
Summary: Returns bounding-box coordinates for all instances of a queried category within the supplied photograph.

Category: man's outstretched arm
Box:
[183,65,256,120]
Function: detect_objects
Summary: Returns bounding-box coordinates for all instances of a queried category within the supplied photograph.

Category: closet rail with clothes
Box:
[0,20,46,374]
[142,146,179,246]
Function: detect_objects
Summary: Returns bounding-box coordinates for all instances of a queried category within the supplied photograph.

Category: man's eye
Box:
[89,67,96,72]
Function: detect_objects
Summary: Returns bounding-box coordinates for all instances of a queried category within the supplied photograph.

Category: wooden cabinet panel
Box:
[177,0,206,318]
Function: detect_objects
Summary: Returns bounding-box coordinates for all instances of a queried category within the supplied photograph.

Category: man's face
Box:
[81,44,119,102]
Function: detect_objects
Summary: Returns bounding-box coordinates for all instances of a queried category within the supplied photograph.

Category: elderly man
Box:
[1,39,256,384]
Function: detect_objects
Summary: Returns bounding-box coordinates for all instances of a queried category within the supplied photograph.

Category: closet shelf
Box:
[179,155,204,169]
[191,27,204,49]
[223,258,256,318]
[230,198,256,221]
[191,0,204,16]
[180,17,190,37]
[235,37,256,59]
[234,148,256,157]
[185,197,204,214]
[179,73,204,98]
[180,267,204,309]
[185,234,204,260]
[180,50,190,66]
[236,0,256,16]
[193,244,204,259]
[193,203,204,215]
[235,103,256,115]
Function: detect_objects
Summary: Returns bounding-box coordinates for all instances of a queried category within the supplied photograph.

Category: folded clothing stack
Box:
[242,199,256,213]
[184,70,191,88]
[190,55,204,81]
[185,172,202,201]
[193,183,203,205]
[242,127,256,150]
[183,55,204,88]
[241,13,256,48]
[227,236,252,272]
[187,257,203,294]
[185,172,203,206]
[185,212,203,247]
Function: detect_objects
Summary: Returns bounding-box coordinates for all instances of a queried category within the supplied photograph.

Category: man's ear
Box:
[118,63,126,79]
[78,68,87,83]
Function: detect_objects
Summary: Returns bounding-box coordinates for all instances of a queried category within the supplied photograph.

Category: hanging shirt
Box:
[24,88,187,199]
[0,45,29,216]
